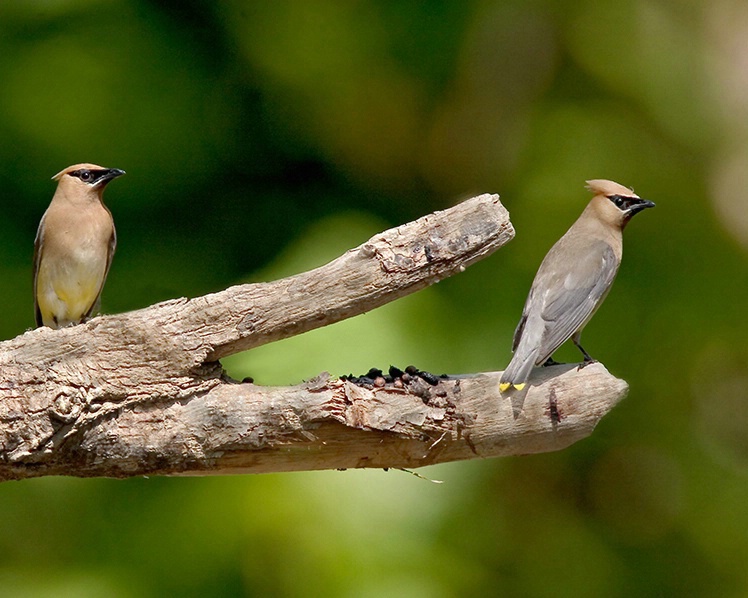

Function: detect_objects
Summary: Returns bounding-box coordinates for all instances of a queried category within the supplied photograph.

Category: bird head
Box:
[52,163,126,199]
[585,179,655,229]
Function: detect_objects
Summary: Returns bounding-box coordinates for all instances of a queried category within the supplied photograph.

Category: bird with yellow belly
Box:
[33,163,125,329]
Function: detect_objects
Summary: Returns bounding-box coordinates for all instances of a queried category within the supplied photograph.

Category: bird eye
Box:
[67,169,93,182]
[608,195,626,208]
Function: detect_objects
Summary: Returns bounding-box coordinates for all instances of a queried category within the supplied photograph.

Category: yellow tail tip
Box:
[499,382,525,392]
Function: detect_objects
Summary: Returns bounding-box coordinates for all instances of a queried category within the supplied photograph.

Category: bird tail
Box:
[499,347,538,392]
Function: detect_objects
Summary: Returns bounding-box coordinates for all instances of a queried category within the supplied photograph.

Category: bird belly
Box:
[36,247,107,327]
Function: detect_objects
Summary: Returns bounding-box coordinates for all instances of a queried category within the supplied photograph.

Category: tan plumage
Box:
[499,179,655,392]
[33,163,125,329]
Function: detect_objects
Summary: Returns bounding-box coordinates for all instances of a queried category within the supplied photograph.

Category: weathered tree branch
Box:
[0,194,628,481]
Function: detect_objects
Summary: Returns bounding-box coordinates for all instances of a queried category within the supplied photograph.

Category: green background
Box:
[2,1,748,596]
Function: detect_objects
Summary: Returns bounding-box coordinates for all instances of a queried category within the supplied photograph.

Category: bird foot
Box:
[576,358,597,371]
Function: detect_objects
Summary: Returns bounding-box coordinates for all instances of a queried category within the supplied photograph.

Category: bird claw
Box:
[576,359,597,371]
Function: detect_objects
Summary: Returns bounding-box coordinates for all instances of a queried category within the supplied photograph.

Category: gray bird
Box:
[499,179,654,392]
[34,163,125,329]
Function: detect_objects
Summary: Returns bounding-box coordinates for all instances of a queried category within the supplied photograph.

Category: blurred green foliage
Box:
[1,0,748,596]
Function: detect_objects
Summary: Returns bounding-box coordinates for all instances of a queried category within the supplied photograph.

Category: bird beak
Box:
[93,168,126,188]
[627,198,655,215]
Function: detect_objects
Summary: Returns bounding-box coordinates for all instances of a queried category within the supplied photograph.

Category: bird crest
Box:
[585,179,638,198]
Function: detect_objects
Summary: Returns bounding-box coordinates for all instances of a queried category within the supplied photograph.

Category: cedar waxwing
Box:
[499,179,655,392]
[33,163,125,329]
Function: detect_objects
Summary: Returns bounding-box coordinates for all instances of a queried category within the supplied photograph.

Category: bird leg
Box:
[572,338,596,369]
[542,357,560,367]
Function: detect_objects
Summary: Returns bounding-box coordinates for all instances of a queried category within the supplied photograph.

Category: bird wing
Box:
[32,215,46,327]
[83,225,117,320]
[510,312,528,352]
[535,241,619,363]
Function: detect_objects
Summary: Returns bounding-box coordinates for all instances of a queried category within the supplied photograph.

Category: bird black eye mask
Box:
[68,169,94,182]
[68,169,120,186]
[607,194,631,209]
[607,194,656,215]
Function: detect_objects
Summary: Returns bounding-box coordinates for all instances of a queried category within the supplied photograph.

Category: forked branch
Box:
[0,193,627,481]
